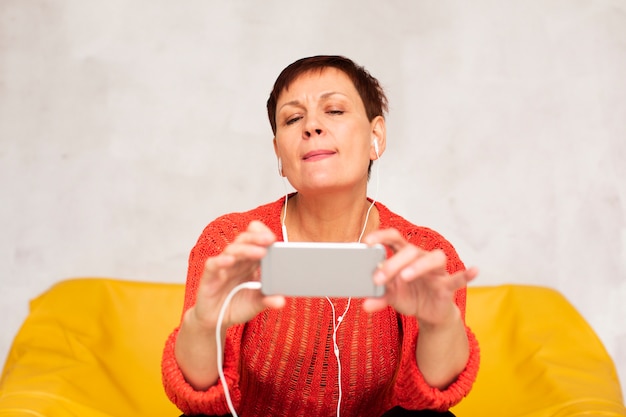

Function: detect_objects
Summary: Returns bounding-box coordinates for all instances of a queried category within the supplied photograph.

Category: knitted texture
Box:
[161,197,480,416]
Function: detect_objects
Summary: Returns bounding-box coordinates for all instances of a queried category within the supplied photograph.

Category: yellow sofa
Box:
[0,278,624,417]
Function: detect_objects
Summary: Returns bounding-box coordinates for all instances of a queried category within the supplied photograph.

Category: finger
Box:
[466,266,480,282]
[449,266,479,289]
[222,237,271,261]
[205,253,235,269]
[202,252,259,294]
[234,221,276,245]
[203,254,236,281]
[363,228,406,253]
[262,295,286,310]
[362,296,389,313]
[399,248,447,282]
[374,244,424,285]
[381,244,426,282]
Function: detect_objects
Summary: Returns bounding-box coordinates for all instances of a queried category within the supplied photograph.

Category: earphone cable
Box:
[216,280,262,417]
[326,295,352,417]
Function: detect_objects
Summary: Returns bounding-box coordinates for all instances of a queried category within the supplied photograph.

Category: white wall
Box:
[1,0,624,397]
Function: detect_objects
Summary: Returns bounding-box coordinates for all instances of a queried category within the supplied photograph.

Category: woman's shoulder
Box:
[376,201,456,252]
[196,197,284,244]
[213,197,283,225]
[377,201,465,272]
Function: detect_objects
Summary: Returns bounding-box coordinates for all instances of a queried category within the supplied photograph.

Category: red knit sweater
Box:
[162,198,480,416]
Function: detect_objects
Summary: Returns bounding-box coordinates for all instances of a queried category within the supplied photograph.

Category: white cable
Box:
[326,296,352,417]
[357,148,381,243]
[281,177,290,242]
[216,280,262,417]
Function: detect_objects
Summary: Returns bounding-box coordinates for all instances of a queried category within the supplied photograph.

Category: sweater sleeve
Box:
[161,216,247,415]
[162,325,245,415]
[391,227,480,411]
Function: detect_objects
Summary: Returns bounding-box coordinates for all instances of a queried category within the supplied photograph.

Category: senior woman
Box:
[161,55,480,417]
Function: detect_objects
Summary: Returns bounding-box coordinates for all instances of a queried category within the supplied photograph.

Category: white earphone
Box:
[373,139,380,158]
[277,157,283,176]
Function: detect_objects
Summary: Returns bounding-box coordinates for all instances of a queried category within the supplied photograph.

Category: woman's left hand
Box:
[361,228,478,325]
[362,228,479,388]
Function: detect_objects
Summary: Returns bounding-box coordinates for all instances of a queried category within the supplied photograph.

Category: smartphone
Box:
[260,242,386,298]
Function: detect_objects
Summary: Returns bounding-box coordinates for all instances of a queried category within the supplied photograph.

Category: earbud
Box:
[277,157,283,176]
[373,139,380,158]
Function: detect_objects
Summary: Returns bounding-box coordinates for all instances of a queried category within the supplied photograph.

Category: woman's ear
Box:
[370,116,386,160]
[273,138,284,176]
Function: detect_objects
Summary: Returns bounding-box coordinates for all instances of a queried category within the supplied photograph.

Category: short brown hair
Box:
[266,55,388,135]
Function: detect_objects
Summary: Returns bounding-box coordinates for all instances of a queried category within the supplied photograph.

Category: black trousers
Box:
[182,408,455,417]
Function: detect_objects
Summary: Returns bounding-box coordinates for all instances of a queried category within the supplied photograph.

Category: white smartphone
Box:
[260,242,386,298]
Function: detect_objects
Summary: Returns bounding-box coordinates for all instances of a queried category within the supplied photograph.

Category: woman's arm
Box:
[414,296,471,389]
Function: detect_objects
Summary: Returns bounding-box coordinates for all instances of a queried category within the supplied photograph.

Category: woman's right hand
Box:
[175,220,285,391]
[192,220,286,331]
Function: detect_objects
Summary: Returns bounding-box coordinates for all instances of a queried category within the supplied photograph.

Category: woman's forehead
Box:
[277,68,358,103]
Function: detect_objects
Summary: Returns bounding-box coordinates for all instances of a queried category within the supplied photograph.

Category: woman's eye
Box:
[285,116,302,126]
[327,109,344,115]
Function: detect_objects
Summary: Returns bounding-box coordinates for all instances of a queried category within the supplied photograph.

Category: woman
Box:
[162,55,480,417]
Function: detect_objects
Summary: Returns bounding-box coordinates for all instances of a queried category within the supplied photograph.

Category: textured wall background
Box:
[1,0,625,396]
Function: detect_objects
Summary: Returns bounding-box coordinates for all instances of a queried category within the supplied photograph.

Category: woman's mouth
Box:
[303,150,336,161]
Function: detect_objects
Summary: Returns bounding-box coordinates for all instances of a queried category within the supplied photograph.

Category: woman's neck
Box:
[282,192,378,243]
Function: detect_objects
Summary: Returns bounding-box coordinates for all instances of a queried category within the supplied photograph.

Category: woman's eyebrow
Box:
[278,100,302,112]
[278,91,350,112]
[320,91,348,101]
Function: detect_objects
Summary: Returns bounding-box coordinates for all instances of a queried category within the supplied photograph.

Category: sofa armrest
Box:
[452,285,625,417]
[0,278,184,417]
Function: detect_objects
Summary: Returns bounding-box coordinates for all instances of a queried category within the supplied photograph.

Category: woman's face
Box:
[273,67,384,195]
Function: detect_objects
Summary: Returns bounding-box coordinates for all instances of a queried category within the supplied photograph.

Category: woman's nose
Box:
[304,128,323,137]
[303,111,324,138]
